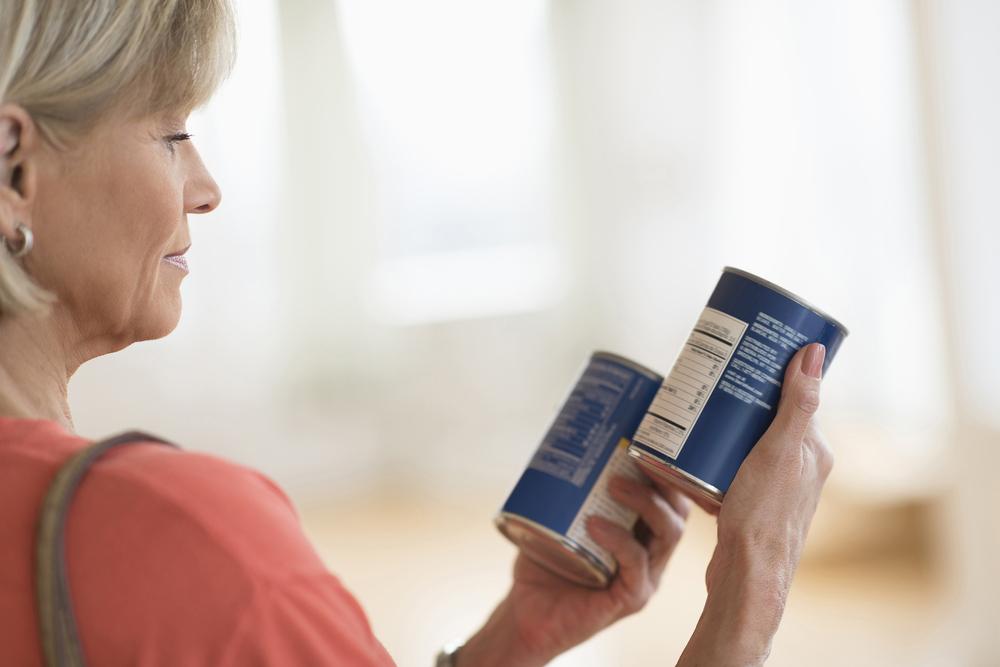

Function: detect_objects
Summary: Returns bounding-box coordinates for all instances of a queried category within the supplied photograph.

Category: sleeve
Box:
[220,572,397,666]
[68,444,397,667]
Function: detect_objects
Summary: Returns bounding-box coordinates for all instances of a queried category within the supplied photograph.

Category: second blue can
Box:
[628,267,848,507]
[497,352,662,587]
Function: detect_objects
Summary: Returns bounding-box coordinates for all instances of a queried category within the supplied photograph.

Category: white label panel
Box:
[565,438,643,572]
[633,307,748,459]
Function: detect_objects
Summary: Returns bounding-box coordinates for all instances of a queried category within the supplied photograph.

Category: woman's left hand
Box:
[457,475,692,667]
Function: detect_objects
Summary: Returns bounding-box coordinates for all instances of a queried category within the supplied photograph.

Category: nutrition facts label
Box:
[633,308,748,459]
[565,438,644,571]
[528,360,635,487]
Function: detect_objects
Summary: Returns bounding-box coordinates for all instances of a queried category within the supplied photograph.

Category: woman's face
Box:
[19,109,220,349]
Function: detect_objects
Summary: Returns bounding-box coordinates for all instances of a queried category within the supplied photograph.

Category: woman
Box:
[0,1,834,665]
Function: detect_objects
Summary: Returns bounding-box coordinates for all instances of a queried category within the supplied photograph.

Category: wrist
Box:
[455,596,552,667]
[679,550,789,667]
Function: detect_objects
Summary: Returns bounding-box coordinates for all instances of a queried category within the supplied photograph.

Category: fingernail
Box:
[802,343,825,379]
[588,515,610,534]
[608,476,629,494]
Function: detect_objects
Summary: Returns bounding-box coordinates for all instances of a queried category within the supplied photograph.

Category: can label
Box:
[527,359,644,487]
[564,438,645,571]
[635,307,747,459]
[630,268,847,496]
[500,353,662,581]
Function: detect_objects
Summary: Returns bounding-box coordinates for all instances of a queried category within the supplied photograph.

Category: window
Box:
[338,0,564,324]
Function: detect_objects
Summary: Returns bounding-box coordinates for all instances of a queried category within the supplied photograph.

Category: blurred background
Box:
[70,0,998,664]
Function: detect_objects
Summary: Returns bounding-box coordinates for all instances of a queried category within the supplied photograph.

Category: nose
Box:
[184,147,222,215]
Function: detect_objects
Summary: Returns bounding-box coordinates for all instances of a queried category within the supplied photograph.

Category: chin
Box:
[137,299,184,342]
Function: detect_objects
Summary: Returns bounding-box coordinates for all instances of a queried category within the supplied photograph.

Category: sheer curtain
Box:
[919,1,1000,662]
[72,0,982,508]
[71,0,309,475]
[547,0,948,502]
[706,1,950,498]
[65,2,998,660]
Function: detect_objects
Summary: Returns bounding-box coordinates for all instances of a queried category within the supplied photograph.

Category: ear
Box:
[0,104,40,239]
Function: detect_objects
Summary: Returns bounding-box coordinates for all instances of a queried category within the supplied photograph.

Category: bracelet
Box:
[434,640,464,667]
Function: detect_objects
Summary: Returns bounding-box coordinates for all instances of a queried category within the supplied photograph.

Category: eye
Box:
[165,132,193,154]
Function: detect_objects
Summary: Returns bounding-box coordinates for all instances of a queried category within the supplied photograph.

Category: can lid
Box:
[722,266,850,337]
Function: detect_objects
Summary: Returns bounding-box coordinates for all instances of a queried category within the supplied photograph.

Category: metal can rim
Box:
[628,445,725,505]
[721,266,850,337]
[591,351,664,383]
[495,512,614,588]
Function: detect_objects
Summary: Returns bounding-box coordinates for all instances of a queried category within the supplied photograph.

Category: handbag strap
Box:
[36,430,179,667]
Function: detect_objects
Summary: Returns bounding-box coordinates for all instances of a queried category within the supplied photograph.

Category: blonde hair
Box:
[0,0,237,317]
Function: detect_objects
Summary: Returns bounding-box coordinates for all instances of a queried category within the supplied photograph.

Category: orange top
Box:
[0,417,396,666]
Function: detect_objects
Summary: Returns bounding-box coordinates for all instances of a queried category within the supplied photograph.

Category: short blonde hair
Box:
[0,0,237,317]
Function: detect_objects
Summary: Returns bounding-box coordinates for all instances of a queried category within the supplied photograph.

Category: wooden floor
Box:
[299,488,948,667]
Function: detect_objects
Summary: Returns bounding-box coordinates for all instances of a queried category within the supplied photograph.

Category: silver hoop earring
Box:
[3,222,33,258]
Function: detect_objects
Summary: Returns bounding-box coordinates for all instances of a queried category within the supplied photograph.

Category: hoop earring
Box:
[3,221,33,258]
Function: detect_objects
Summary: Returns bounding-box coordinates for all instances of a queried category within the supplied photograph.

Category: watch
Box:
[435,640,464,667]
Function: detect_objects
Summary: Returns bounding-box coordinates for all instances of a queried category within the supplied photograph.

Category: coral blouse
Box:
[0,417,395,666]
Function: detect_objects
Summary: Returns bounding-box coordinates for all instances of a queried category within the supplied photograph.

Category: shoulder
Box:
[60,435,393,664]
[69,433,317,581]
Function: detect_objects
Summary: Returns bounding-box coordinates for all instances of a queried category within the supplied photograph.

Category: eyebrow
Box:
[154,111,188,132]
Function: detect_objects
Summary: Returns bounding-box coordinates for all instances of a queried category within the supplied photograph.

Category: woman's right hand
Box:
[678,342,834,666]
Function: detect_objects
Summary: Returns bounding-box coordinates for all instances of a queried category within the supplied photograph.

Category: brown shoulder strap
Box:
[35,431,178,667]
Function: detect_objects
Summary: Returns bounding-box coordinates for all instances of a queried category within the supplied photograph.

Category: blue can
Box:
[628,267,848,507]
[496,352,663,587]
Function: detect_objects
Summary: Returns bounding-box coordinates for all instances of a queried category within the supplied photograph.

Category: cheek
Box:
[90,187,180,299]
[100,149,184,259]
[110,178,186,312]
[33,155,184,319]
[107,164,182,244]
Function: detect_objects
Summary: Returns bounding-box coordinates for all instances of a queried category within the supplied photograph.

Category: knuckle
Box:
[627,585,653,614]
[805,426,835,477]
[605,530,628,551]
[796,385,821,415]
[816,442,835,478]
[638,485,658,511]
[626,546,650,574]
[649,493,672,522]
[664,512,685,542]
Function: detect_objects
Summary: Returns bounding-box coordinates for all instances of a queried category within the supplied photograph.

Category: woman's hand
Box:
[678,342,834,667]
[458,475,692,666]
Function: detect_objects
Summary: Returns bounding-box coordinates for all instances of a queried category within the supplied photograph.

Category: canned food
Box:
[496,352,662,588]
[628,267,848,507]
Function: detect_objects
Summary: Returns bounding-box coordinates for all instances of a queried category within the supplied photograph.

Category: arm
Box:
[677,548,786,666]
[455,476,693,666]
[678,343,834,666]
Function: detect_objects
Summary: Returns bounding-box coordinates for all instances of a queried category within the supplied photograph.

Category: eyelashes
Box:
[165,132,193,154]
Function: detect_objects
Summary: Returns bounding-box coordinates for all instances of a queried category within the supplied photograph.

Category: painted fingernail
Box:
[588,515,610,534]
[802,343,825,379]
[608,476,629,495]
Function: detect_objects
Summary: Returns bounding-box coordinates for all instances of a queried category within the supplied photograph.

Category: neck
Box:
[0,307,83,432]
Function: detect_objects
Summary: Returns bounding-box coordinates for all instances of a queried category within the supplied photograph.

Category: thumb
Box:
[767,343,825,445]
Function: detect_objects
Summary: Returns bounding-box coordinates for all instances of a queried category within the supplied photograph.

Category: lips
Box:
[163,255,189,271]
[163,244,191,272]
[165,243,191,258]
